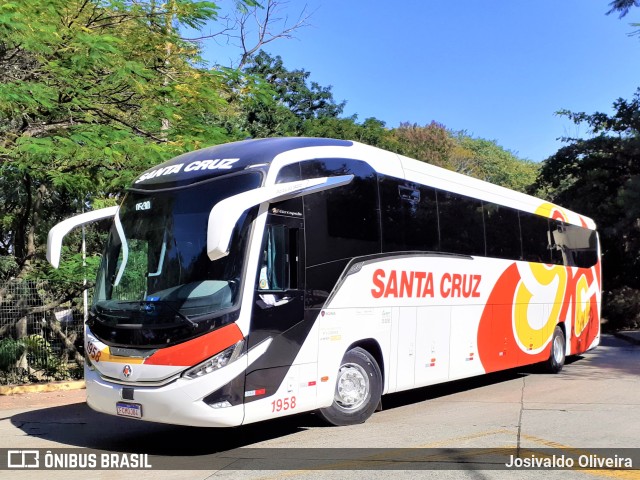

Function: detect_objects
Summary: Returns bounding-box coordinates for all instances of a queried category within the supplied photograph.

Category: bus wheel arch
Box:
[317,345,383,426]
[346,339,385,385]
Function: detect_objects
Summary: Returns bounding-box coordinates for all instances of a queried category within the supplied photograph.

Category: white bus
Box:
[47,137,601,427]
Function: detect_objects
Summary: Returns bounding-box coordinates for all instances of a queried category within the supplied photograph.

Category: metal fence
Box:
[0,279,85,385]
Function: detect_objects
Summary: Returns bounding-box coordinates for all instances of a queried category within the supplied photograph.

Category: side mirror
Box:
[207,175,353,261]
[47,206,119,268]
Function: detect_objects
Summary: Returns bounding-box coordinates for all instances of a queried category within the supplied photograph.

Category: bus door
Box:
[244,203,308,412]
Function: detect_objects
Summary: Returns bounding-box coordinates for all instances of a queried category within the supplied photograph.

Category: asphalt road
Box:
[1,334,639,480]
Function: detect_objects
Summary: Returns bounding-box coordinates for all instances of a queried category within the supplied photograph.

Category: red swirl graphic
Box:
[477,261,600,374]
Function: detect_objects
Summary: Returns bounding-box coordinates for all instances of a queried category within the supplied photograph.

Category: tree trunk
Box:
[15,315,29,371]
[47,311,84,368]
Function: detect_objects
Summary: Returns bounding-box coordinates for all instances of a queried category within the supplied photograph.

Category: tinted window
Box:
[519,212,552,263]
[302,159,380,266]
[380,176,439,252]
[548,220,565,266]
[305,261,349,309]
[551,222,598,268]
[437,190,485,256]
[275,163,302,183]
[257,225,287,291]
[484,203,522,260]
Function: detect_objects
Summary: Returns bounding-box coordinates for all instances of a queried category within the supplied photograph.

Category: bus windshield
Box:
[91,172,261,345]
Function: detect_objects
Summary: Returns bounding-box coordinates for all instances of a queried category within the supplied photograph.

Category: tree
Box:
[302,116,397,149]
[233,0,311,69]
[389,123,537,192]
[392,122,456,168]
[238,50,346,136]
[0,0,258,279]
[0,0,318,381]
[607,0,640,17]
[452,134,539,192]
[182,0,311,69]
[0,0,261,374]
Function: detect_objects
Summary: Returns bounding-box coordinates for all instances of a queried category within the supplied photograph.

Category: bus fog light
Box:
[184,340,244,379]
[210,400,233,409]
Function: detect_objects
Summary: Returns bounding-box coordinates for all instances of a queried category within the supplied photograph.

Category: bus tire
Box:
[545,325,566,373]
[317,347,382,426]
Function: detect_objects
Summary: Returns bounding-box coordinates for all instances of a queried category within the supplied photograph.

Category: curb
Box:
[0,380,85,396]
[613,332,640,346]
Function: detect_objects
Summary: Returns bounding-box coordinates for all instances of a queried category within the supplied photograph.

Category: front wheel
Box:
[544,325,566,373]
[317,347,382,426]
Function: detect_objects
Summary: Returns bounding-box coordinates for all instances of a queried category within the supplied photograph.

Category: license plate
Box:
[116,402,142,419]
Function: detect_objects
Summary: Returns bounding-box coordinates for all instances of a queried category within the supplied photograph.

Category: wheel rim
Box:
[334,362,369,411]
[553,334,564,364]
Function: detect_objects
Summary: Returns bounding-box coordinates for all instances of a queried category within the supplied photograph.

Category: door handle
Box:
[258,294,292,308]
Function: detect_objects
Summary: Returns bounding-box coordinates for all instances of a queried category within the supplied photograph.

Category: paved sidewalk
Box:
[0,386,85,411]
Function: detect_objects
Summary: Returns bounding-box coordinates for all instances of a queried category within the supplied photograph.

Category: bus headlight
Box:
[183,340,245,379]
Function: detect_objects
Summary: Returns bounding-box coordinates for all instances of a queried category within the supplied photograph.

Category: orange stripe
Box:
[144,323,243,367]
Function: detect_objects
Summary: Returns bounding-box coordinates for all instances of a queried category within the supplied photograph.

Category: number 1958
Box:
[271,396,296,413]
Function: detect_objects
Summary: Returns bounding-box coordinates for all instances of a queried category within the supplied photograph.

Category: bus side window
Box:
[519,212,551,263]
[380,176,439,253]
[437,190,485,257]
[258,225,287,291]
[484,202,522,261]
[258,224,300,291]
[548,220,566,266]
[551,222,598,268]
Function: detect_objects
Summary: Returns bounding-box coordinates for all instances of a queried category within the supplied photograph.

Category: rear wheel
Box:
[545,325,566,373]
[317,347,382,426]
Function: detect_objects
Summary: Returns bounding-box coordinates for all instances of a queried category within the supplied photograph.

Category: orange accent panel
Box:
[145,323,244,367]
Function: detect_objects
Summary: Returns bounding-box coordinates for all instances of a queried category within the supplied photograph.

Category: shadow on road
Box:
[10,335,635,456]
[8,371,534,455]
[381,369,526,411]
[10,403,325,455]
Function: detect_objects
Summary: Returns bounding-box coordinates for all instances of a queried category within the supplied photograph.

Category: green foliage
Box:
[0,338,25,371]
[604,287,640,331]
[453,134,539,192]
[388,123,537,192]
[239,51,347,137]
[392,122,456,166]
[233,50,399,152]
[23,334,71,380]
[37,249,101,297]
[302,116,396,149]
[0,256,19,282]
[0,334,73,383]
[0,0,262,276]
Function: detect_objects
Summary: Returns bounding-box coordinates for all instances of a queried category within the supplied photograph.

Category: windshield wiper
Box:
[150,300,198,329]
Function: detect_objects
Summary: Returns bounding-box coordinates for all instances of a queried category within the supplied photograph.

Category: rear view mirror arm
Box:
[47,206,119,268]
[207,175,353,261]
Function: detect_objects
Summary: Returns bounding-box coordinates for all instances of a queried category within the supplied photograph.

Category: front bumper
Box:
[85,362,245,428]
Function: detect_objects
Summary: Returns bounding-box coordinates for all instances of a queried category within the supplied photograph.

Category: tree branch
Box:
[88,108,167,142]
[224,1,312,69]
[20,120,82,138]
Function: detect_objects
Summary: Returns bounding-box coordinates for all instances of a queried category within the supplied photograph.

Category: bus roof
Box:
[132,137,352,190]
[130,137,595,230]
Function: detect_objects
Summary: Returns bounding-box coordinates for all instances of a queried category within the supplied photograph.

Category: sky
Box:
[202,1,640,162]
